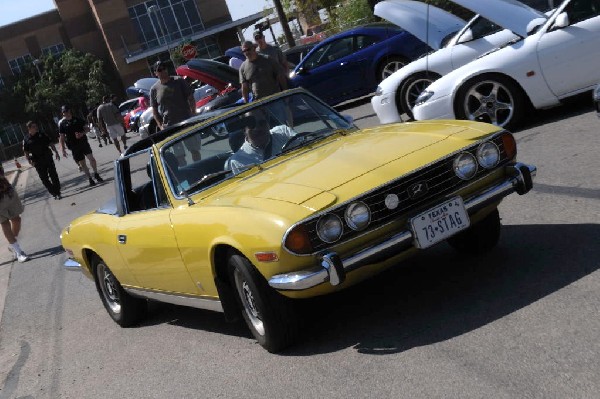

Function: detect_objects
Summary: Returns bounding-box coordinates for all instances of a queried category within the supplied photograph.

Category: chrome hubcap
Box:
[234,270,265,336]
[98,264,121,314]
[463,80,514,127]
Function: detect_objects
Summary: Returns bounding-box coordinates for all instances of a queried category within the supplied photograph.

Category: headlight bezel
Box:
[316,214,344,243]
[453,152,478,180]
[476,142,500,169]
[344,202,371,231]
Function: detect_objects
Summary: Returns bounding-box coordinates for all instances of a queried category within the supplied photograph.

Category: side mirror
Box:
[552,12,569,30]
[456,29,474,44]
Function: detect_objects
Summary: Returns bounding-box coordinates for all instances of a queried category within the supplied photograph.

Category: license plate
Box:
[410,197,470,249]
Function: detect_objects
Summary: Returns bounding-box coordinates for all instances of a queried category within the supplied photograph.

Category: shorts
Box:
[0,192,24,223]
[71,142,93,163]
[106,124,125,139]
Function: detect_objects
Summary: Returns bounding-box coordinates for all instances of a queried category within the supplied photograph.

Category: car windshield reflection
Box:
[161,91,356,196]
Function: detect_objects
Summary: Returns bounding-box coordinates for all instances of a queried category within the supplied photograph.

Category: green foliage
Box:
[0,49,110,126]
[328,0,378,32]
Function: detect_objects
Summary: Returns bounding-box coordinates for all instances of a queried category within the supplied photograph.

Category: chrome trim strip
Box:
[124,287,224,313]
[269,163,536,291]
[63,259,82,271]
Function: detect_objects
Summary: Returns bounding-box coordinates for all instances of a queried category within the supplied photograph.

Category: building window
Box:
[0,123,26,147]
[42,43,66,57]
[8,54,33,75]
[129,0,205,50]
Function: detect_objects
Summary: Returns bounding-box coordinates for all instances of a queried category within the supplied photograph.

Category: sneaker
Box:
[94,173,104,183]
[16,252,29,263]
[89,178,96,187]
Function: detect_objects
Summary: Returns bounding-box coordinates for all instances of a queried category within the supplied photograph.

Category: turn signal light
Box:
[501,132,517,160]
[284,225,313,254]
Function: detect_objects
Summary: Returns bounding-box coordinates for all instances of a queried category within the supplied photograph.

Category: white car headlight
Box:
[453,152,478,180]
[415,90,434,106]
[344,202,371,231]
[316,214,343,243]
[476,142,500,169]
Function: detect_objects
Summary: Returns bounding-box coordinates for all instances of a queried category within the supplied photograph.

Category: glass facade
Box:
[129,0,205,50]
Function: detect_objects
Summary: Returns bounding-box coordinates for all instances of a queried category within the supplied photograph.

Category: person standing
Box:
[0,173,29,262]
[87,102,111,147]
[150,61,200,165]
[254,30,289,76]
[239,40,287,104]
[23,121,62,200]
[58,105,103,187]
[97,94,128,154]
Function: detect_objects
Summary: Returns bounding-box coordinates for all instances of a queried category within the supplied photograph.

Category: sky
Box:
[0,0,270,28]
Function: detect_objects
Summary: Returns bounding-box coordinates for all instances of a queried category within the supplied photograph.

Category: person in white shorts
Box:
[97,94,128,154]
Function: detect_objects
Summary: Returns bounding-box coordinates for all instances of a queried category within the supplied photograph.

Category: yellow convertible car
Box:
[61,89,536,352]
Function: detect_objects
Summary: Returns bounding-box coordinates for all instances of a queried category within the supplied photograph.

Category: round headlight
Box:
[453,152,478,180]
[476,142,500,169]
[345,202,371,231]
[316,214,343,243]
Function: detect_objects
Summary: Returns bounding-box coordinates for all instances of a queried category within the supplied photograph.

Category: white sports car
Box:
[372,0,556,123]
[413,0,600,130]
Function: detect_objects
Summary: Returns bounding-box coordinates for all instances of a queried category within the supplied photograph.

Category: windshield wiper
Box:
[281,131,330,153]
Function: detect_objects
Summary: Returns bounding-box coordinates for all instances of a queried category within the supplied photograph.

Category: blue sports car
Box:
[289,22,430,105]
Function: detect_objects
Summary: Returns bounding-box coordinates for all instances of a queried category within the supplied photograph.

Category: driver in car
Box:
[226,111,295,174]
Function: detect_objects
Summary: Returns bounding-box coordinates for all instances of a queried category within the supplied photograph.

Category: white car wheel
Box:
[399,72,440,119]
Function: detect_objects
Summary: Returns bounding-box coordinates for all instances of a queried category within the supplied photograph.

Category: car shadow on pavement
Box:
[515,92,594,132]
[280,223,599,355]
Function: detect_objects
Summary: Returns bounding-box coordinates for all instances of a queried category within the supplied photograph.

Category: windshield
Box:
[161,91,356,196]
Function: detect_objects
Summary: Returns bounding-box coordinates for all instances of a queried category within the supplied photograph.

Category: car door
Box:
[115,152,200,295]
[537,0,600,96]
[294,35,364,103]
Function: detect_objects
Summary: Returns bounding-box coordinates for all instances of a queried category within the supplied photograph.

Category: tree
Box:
[0,50,110,129]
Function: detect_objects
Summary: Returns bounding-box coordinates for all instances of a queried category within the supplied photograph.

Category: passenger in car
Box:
[225,111,296,174]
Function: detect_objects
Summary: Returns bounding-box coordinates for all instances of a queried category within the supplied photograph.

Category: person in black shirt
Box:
[58,105,103,187]
[23,121,62,200]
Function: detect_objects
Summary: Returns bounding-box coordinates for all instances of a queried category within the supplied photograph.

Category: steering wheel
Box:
[281,132,313,152]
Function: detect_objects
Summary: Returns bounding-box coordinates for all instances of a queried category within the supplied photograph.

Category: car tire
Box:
[227,251,298,352]
[454,74,526,130]
[378,56,408,81]
[448,208,501,255]
[398,72,440,119]
[93,256,147,327]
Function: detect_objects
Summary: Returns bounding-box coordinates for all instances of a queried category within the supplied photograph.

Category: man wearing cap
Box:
[97,94,128,154]
[58,105,104,187]
[150,61,201,165]
[239,40,287,104]
[254,30,289,75]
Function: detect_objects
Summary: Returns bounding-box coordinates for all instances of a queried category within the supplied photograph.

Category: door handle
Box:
[118,235,127,244]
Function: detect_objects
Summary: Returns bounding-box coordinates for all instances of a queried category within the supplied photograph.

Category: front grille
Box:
[305,135,509,252]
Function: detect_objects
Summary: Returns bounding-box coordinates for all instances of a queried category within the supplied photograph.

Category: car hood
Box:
[451,0,546,37]
[176,59,239,92]
[374,0,466,50]
[126,77,158,97]
[209,121,496,211]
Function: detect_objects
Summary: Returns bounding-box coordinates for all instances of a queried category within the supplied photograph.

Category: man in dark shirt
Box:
[58,105,103,187]
[239,40,287,103]
[23,121,62,199]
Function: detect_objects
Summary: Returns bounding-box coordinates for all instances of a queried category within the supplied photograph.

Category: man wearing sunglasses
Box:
[239,40,287,104]
[254,30,289,75]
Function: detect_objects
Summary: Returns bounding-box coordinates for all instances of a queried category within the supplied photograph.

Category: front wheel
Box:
[454,75,526,130]
[398,72,440,119]
[227,252,298,352]
[93,256,147,327]
[448,208,501,255]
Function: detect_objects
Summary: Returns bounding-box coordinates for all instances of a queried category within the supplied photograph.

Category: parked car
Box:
[61,88,536,352]
[289,22,431,105]
[413,0,600,130]
[283,43,317,69]
[372,0,556,122]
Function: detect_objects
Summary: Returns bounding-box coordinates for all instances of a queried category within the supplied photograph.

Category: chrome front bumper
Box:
[269,162,537,291]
